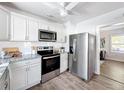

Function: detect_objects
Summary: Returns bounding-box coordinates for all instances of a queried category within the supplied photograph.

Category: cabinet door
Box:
[10,66,27,90]
[60,27,66,43]
[27,63,41,85]
[11,14,27,41]
[48,25,55,31]
[0,8,9,41]
[28,19,38,41]
[39,22,48,30]
[56,26,62,42]
[56,26,66,43]
[60,53,68,73]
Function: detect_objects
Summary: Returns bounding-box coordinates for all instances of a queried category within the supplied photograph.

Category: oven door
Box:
[42,54,60,75]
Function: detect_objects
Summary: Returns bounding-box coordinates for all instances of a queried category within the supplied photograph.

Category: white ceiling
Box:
[1,2,124,23]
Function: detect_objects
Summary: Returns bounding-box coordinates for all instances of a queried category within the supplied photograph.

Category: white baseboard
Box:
[106,58,124,62]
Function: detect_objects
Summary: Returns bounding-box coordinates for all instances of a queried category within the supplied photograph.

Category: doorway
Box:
[98,23,124,84]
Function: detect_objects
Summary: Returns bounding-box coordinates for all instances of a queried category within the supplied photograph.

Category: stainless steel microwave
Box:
[38,29,57,42]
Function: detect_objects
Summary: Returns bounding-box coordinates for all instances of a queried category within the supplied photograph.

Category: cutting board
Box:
[3,47,22,57]
[3,47,19,53]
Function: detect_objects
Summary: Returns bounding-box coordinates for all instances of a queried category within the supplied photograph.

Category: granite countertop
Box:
[9,54,41,63]
[0,54,41,79]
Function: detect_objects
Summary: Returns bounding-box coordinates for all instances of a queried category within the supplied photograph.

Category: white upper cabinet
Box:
[0,8,10,41]
[49,26,55,31]
[48,23,55,31]
[28,18,38,41]
[11,13,27,41]
[60,26,66,43]
[11,13,39,41]
[56,27,62,42]
[39,22,48,30]
[9,11,67,42]
[56,25,66,43]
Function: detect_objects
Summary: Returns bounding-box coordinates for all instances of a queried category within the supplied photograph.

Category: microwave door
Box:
[39,30,56,41]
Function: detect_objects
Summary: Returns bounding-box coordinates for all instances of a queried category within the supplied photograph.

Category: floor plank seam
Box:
[100,74,124,85]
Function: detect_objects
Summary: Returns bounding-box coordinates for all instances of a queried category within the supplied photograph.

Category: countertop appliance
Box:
[37,46,60,83]
[69,32,96,81]
[38,29,57,42]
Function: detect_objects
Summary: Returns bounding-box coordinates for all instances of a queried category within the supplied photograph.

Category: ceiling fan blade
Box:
[67,10,81,16]
[54,2,80,17]
[65,2,79,10]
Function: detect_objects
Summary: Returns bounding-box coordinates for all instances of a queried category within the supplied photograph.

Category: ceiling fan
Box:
[57,2,80,16]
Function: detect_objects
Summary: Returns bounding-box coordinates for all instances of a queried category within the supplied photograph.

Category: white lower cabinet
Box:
[9,58,41,90]
[27,63,41,87]
[11,66,27,90]
[60,53,68,73]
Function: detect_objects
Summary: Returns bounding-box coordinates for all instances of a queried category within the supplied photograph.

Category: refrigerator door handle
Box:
[73,39,77,62]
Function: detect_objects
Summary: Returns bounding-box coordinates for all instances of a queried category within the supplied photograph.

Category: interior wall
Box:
[100,28,124,62]
[75,7,124,74]
[64,21,77,52]
[0,42,65,55]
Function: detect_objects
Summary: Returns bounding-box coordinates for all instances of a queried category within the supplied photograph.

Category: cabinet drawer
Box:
[28,58,41,65]
[9,60,29,69]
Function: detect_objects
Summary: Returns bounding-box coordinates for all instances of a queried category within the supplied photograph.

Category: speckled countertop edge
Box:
[0,54,41,80]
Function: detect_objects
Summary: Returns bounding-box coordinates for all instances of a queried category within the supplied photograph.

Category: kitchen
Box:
[0,2,68,90]
[0,1,124,91]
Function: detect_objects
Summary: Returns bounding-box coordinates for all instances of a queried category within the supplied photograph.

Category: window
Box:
[111,35,124,52]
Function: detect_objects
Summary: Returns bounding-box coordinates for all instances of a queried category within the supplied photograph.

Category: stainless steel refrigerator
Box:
[69,32,96,81]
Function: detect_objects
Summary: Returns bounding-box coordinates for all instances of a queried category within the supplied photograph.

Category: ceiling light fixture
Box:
[58,2,65,7]
[58,2,68,16]
[60,9,67,16]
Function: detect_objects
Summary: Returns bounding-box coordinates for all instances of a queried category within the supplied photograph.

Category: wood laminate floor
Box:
[100,60,124,84]
[29,72,124,90]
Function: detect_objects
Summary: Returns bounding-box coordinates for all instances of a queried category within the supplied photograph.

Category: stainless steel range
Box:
[37,46,60,83]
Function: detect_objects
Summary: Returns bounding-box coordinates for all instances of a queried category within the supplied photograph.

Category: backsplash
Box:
[0,42,67,55]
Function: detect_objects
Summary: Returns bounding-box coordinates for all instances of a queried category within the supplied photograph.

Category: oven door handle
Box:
[43,55,60,59]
